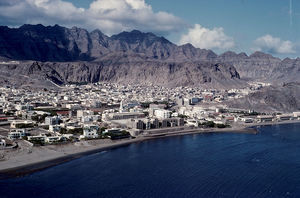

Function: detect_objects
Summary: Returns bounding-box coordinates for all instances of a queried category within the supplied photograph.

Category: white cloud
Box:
[0,0,185,35]
[179,24,234,50]
[254,34,296,54]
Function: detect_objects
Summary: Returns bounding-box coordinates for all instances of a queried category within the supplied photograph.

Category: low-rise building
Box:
[293,112,300,120]
[77,110,94,118]
[45,136,61,143]
[132,118,184,130]
[80,125,99,139]
[186,119,198,127]
[81,115,100,123]
[49,125,61,133]
[105,112,145,120]
[104,128,122,134]
[10,120,34,128]
[154,109,171,119]
[28,135,46,142]
[236,117,254,123]
[276,114,293,121]
[8,129,27,140]
[257,115,274,123]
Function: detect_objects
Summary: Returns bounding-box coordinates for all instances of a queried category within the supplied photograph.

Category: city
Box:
[1,82,299,155]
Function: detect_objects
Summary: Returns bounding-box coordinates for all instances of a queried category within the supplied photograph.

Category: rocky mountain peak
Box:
[219,51,238,58]
[111,29,169,45]
[249,51,274,59]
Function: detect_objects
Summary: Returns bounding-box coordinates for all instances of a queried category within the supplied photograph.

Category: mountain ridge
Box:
[0,24,277,62]
[0,24,299,88]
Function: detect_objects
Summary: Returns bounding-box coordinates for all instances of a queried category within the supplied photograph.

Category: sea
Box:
[0,123,300,198]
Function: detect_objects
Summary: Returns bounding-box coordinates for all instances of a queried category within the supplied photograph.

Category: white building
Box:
[104,128,122,134]
[257,115,274,123]
[8,129,27,140]
[77,110,94,119]
[45,136,61,143]
[80,125,99,139]
[0,139,6,147]
[45,116,61,126]
[186,119,198,127]
[293,112,300,119]
[154,109,171,119]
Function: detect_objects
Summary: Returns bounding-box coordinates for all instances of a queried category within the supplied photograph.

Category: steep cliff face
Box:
[0,24,220,63]
[0,24,299,88]
[216,51,297,83]
[0,58,243,89]
[227,82,300,113]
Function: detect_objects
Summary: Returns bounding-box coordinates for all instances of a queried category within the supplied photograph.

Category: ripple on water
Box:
[1,123,300,198]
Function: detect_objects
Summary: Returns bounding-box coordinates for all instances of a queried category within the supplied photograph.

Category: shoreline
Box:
[0,137,152,180]
[0,120,299,180]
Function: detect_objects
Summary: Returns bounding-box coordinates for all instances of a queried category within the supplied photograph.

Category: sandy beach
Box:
[1,120,299,179]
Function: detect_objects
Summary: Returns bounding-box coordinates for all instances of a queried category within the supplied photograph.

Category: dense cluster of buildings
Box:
[0,82,299,147]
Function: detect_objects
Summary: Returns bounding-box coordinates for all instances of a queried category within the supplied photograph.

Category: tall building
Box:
[45,116,61,126]
[119,100,124,112]
[177,97,184,106]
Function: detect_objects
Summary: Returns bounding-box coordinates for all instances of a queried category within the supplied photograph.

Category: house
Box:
[79,125,99,139]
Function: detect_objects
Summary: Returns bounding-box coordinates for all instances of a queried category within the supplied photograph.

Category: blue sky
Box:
[0,0,299,58]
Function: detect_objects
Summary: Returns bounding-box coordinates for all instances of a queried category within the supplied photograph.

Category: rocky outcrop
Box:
[227,82,300,113]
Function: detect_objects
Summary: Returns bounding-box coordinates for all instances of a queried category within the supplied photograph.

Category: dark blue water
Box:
[1,123,300,198]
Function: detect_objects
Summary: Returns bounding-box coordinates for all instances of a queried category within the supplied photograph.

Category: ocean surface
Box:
[1,123,300,198]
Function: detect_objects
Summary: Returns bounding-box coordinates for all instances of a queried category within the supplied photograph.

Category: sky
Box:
[0,0,299,58]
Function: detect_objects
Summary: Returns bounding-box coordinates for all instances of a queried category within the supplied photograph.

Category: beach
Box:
[1,120,299,179]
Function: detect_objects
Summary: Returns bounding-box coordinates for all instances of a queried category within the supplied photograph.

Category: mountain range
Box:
[0,24,299,89]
